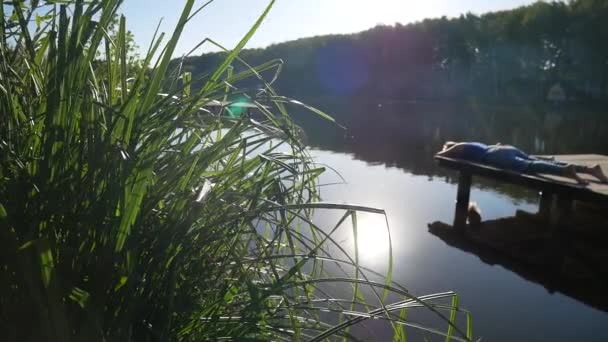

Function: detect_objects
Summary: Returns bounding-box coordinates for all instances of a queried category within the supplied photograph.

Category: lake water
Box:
[293,99,608,341]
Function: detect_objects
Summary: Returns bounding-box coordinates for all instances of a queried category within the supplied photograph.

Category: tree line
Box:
[177,0,608,103]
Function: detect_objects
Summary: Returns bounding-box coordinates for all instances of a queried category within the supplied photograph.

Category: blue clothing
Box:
[483,145,532,172]
[527,160,567,174]
[452,143,574,175]
[459,142,489,162]
[481,145,570,175]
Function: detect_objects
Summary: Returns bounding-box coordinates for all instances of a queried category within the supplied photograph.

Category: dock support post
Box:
[539,190,553,220]
[454,171,472,231]
[551,195,573,229]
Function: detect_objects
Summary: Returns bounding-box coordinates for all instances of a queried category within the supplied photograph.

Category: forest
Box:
[177,0,608,103]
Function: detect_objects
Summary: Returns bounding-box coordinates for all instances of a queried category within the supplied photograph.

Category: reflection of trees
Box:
[291,98,608,201]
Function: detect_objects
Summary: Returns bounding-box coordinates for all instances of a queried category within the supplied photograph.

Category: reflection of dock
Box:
[428,210,608,312]
[436,154,608,228]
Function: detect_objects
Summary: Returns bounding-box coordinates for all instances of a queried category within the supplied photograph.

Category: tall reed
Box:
[0,1,472,340]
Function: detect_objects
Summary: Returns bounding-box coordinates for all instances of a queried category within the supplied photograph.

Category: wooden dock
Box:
[435,154,608,229]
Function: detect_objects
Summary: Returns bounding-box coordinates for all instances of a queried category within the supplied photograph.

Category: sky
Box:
[120,0,540,57]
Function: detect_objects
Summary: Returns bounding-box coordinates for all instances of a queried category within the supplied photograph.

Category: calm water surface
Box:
[295,99,608,341]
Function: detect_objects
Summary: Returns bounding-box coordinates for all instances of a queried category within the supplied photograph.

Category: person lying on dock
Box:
[436,141,608,185]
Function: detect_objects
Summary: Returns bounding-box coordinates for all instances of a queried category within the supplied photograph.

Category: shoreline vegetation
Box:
[179,0,608,104]
[0,1,472,341]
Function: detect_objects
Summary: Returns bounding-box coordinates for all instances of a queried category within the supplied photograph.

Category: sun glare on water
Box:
[351,212,392,262]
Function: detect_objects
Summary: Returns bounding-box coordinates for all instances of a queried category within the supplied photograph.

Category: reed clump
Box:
[0,1,472,340]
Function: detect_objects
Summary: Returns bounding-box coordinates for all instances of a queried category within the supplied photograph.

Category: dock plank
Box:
[436,154,608,204]
[533,154,608,196]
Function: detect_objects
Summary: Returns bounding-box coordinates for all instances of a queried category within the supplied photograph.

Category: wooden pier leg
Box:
[551,195,573,229]
[538,190,553,220]
[453,171,472,231]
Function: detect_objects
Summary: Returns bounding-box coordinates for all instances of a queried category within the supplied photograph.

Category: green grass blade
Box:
[200,0,275,95]
[446,295,459,342]
[139,0,194,114]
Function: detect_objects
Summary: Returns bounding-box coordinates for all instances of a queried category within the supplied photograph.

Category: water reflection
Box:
[293,98,608,174]
[295,99,608,341]
[429,210,608,312]
[352,212,391,261]
[291,98,608,205]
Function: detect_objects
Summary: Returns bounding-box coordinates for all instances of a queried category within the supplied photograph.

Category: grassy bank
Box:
[0,1,472,340]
